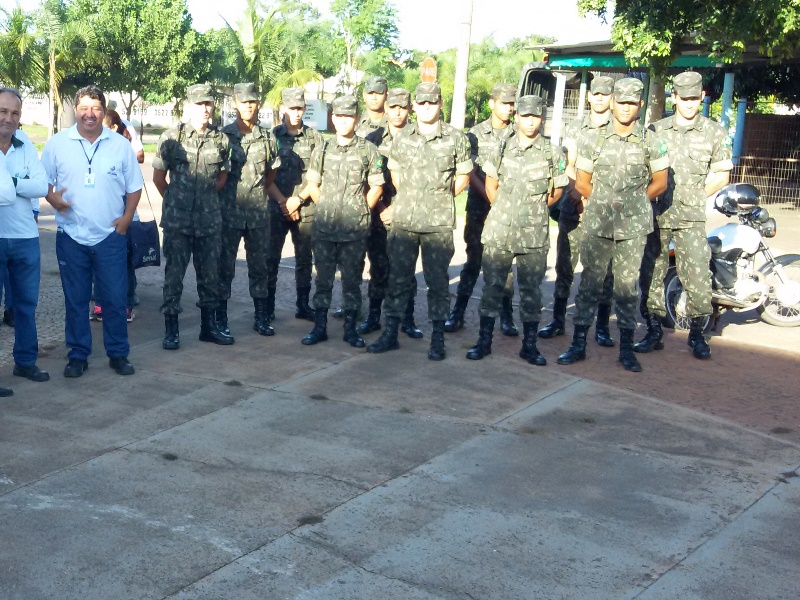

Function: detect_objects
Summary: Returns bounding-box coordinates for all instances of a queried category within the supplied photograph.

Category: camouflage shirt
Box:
[306,136,384,242]
[650,114,733,228]
[387,120,473,233]
[220,122,280,229]
[560,112,610,221]
[365,125,398,204]
[356,113,388,140]
[153,122,231,236]
[481,134,568,251]
[465,117,515,216]
[575,121,669,240]
[271,123,324,222]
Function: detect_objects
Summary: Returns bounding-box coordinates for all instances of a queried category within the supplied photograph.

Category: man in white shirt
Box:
[0,88,50,395]
[42,85,144,378]
[107,100,144,163]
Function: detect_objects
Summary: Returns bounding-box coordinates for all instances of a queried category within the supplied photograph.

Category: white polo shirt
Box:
[41,124,144,245]
[0,132,48,239]
[122,119,144,154]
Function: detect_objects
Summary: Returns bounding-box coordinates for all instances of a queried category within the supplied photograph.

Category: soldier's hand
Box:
[379,204,393,225]
[286,196,302,215]
[289,209,301,222]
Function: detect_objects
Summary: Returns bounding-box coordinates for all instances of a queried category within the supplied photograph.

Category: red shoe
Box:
[126,308,135,323]
[91,304,103,321]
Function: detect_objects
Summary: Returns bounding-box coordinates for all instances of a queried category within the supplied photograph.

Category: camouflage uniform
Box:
[306,126,384,312]
[219,118,279,301]
[355,75,388,139]
[154,118,230,315]
[480,132,568,321]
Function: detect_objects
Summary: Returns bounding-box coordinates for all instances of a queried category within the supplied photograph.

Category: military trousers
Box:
[638,224,661,318]
[267,210,313,291]
[574,234,646,331]
[312,238,367,312]
[384,228,455,321]
[555,216,613,305]
[456,208,514,299]
[646,225,712,318]
[480,245,547,322]
[219,224,270,300]
[161,230,221,315]
[363,217,418,303]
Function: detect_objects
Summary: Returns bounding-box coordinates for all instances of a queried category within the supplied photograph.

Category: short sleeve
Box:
[305,143,323,185]
[366,142,385,188]
[152,131,172,171]
[454,131,473,176]
[466,129,479,162]
[40,138,57,186]
[267,134,281,170]
[710,125,734,173]
[121,140,144,194]
[647,130,669,173]
[575,134,595,174]
[551,145,569,188]
[218,135,231,173]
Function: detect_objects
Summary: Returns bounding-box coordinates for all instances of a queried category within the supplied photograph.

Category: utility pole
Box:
[450,0,472,130]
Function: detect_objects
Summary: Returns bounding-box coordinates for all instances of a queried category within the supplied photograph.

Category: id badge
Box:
[84,172,95,188]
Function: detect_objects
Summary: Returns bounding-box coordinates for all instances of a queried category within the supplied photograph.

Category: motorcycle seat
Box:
[708,236,722,254]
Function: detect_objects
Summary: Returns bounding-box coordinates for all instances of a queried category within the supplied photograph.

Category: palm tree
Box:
[0,6,45,91]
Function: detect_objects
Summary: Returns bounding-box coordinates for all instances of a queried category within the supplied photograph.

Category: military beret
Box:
[614,77,644,103]
[415,82,441,103]
[590,75,614,95]
[363,76,388,94]
[332,95,358,116]
[491,83,516,103]
[281,87,305,108]
[187,84,214,104]
[233,82,259,102]
[516,95,544,117]
[673,71,703,98]
[386,87,411,107]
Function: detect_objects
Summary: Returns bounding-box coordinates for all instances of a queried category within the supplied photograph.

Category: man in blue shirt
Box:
[42,85,143,377]
[0,88,50,395]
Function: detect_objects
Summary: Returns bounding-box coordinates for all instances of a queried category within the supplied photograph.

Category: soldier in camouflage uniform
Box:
[557,78,669,372]
[219,82,280,337]
[447,83,517,336]
[359,88,423,339]
[153,84,233,349]
[267,88,324,323]
[298,96,384,348]
[356,75,388,139]
[466,95,568,365]
[540,76,616,347]
[635,71,733,359]
[367,82,472,360]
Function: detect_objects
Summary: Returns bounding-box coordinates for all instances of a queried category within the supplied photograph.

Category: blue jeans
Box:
[56,230,129,360]
[0,237,41,365]
[0,263,13,310]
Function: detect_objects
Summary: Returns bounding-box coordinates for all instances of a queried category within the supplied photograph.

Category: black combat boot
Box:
[302,309,328,345]
[633,314,664,353]
[343,310,366,348]
[618,329,642,372]
[428,320,447,361]
[253,298,275,336]
[400,297,423,338]
[163,315,180,350]
[332,307,345,319]
[557,325,588,365]
[466,316,494,360]
[199,308,235,345]
[295,286,315,321]
[538,297,567,338]
[499,296,519,337]
[444,294,469,332]
[594,303,615,347]
[366,316,400,353]
[265,286,276,322]
[688,317,711,359]
[520,322,546,366]
[216,300,230,336]
[357,298,382,334]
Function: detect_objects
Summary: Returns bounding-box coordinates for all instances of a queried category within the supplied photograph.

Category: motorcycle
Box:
[664,183,800,331]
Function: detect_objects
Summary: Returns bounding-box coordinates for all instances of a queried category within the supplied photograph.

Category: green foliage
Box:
[0,6,45,91]
[331,0,398,70]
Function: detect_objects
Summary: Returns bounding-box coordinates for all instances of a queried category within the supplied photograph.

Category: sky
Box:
[186,0,612,51]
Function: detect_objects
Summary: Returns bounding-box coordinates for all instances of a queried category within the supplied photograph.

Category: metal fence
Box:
[733,114,800,210]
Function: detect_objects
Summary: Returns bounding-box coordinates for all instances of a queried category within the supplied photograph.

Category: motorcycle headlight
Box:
[760,217,777,238]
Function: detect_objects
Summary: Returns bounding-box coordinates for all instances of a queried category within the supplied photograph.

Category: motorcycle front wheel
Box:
[758,255,800,327]
[664,267,711,331]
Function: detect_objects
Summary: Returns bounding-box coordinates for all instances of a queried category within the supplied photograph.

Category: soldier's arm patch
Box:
[659,140,669,155]
[375,156,384,170]
[724,135,733,147]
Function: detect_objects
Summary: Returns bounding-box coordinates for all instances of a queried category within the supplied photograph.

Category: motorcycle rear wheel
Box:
[664,267,711,331]
[757,256,800,327]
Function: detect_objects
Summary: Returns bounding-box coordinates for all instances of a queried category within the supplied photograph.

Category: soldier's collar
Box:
[671,114,704,132]
[10,133,23,148]
[604,119,643,140]
[412,120,443,139]
[586,112,611,129]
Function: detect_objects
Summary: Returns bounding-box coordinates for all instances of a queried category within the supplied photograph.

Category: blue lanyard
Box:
[78,139,102,173]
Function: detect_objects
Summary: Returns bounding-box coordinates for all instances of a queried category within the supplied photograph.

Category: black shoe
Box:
[357,299,382,335]
[557,326,588,365]
[343,310,366,348]
[109,356,135,376]
[295,286,315,321]
[199,308,235,345]
[689,317,711,359]
[216,300,230,336]
[594,303,614,346]
[401,296,423,338]
[444,294,469,333]
[3,308,14,327]
[163,314,180,350]
[633,314,664,353]
[428,320,446,361]
[366,316,400,353]
[538,297,567,339]
[64,358,89,378]
[618,329,642,372]
[500,297,519,337]
[0,385,12,397]
[519,322,546,366]
[302,309,328,345]
[253,298,275,336]
[13,363,50,382]
[332,307,345,319]
[466,316,494,360]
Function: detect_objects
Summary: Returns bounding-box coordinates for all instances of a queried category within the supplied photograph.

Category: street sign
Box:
[420,57,438,83]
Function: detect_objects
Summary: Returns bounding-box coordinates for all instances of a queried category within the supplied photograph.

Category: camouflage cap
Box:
[332,95,358,116]
[590,75,614,95]
[673,71,703,98]
[363,75,388,94]
[516,95,543,117]
[613,77,644,103]
[491,83,516,103]
[187,84,214,104]
[386,87,411,107]
[415,82,441,103]
[281,87,305,108]
[233,82,259,102]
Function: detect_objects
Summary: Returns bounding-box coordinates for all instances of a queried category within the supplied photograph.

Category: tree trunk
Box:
[49,49,59,137]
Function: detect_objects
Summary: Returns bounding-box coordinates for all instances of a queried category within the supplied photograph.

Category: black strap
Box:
[77,139,102,173]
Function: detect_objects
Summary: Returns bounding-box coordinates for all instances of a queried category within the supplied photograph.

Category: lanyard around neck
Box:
[77,138,102,173]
